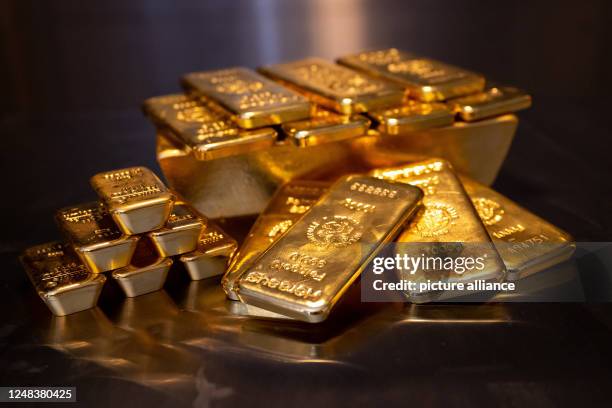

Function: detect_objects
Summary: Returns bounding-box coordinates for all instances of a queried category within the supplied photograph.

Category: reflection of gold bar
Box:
[112,238,172,297]
[338,48,485,102]
[461,177,575,280]
[372,159,506,302]
[237,175,423,322]
[223,181,329,300]
[21,242,106,316]
[148,202,204,257]
[143,94,277,160]
[450,87,532,122]
[180,222,237,280]
[182,67,311,129]
[91,167,175,235]
[56,202,139,273]
[368,101,454,134]
[280,107,370,147]
[259,58,404,114]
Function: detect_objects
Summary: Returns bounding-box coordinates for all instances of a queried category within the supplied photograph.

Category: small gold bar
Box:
[143,94,277,160]
[90,166,175,235]
[21,242,106,316]
[182,67,311,129]
[223,180,329,300]
[450,87,532,122]
[180,221,237,280]
[461,177,575,280]
[237,175,423,322]
[372,159,506,302]
[148,202,204,257]
[259,58,405,114]
[112,238,172,297]
[280,107,370,147]
[369,101,455,134]
[56,202,139,273]
[338,48,485,102]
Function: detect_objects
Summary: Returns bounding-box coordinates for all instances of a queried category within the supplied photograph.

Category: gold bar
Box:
[461,177,575,280]
[259,58,405,114]
[280,106,370,147]
[237,175,423,322]
[180,221,237,280]
[368,101,454,134]
[20,242,106,316]
[372,159,506,302]
[91,166,175,235]
[338,48,485,102]
[112,238,172,297]
[182,67,311,129]
[222,181,329,300]
[143,94,277,160]
[56,202,139,273]
[148,201,204,257]
[450,86,532,122]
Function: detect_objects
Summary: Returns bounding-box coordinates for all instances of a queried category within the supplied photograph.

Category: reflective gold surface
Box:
[20,242,106,316]
[56,201,139,273]
[182,67,311,128]
[143,93,277,160]
[461,177,575,281]
[450,86,532,122]
[338,48,485,102]
[237,175,423,322]
[91,166,175,235]
[372,159,506,302]
[223,180,329,300]
[180,221,237,281]
[280,107,370,147]
[112,238,172,297]
[259,58,405,114]
[149,202,204,257]
[368,100,454,134]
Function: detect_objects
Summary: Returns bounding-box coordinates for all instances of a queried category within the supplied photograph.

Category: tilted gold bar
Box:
[237,175,423,322]
[368,101,454,134]
[259,58,405,114]
[182,67,311,129]
[450,87,532,122]
[21,242,106,316]
[112,238,172,297]
[280,107,370,147]
[338,48,485,102]
[148,202,204,257]
[56,202,139,273]
[461,177,575,280]
[222,180,330,300]
[91,166,175,235]
[143,94,277,160]
[180,221,237,281]
[372,159,506,302]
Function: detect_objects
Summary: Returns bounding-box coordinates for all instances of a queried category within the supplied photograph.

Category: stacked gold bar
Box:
[21,166,237,316]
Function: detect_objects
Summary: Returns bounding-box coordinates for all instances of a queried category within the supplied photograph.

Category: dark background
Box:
[1,1,611,407]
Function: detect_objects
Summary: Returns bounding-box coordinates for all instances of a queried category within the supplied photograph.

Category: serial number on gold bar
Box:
[182,67,311,129]
[338,48,485,102]
[259,58,405,114]
[237,175,422,322]
[143,94,277,160]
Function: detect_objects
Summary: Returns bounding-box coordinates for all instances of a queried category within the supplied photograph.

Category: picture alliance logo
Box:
[371,253,488,275]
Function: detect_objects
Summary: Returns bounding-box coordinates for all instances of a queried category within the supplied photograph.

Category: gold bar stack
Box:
[22,166,237,316]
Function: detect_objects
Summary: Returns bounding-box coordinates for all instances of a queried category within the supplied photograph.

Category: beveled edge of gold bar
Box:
[143,93,278,160]
[148,202,205,257]
[337,48,485,102]
[181,67,312,129]
[450,86,532,122]
[368,101,455,134]
[280,107,371,147]
[258,57,405,114]
[112,257,174,279]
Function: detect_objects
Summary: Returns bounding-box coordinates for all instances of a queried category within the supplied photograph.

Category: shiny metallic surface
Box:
[180,221,237,281]
[450,86,532,121]
[369,101,455,134]
[149,202,204,257]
